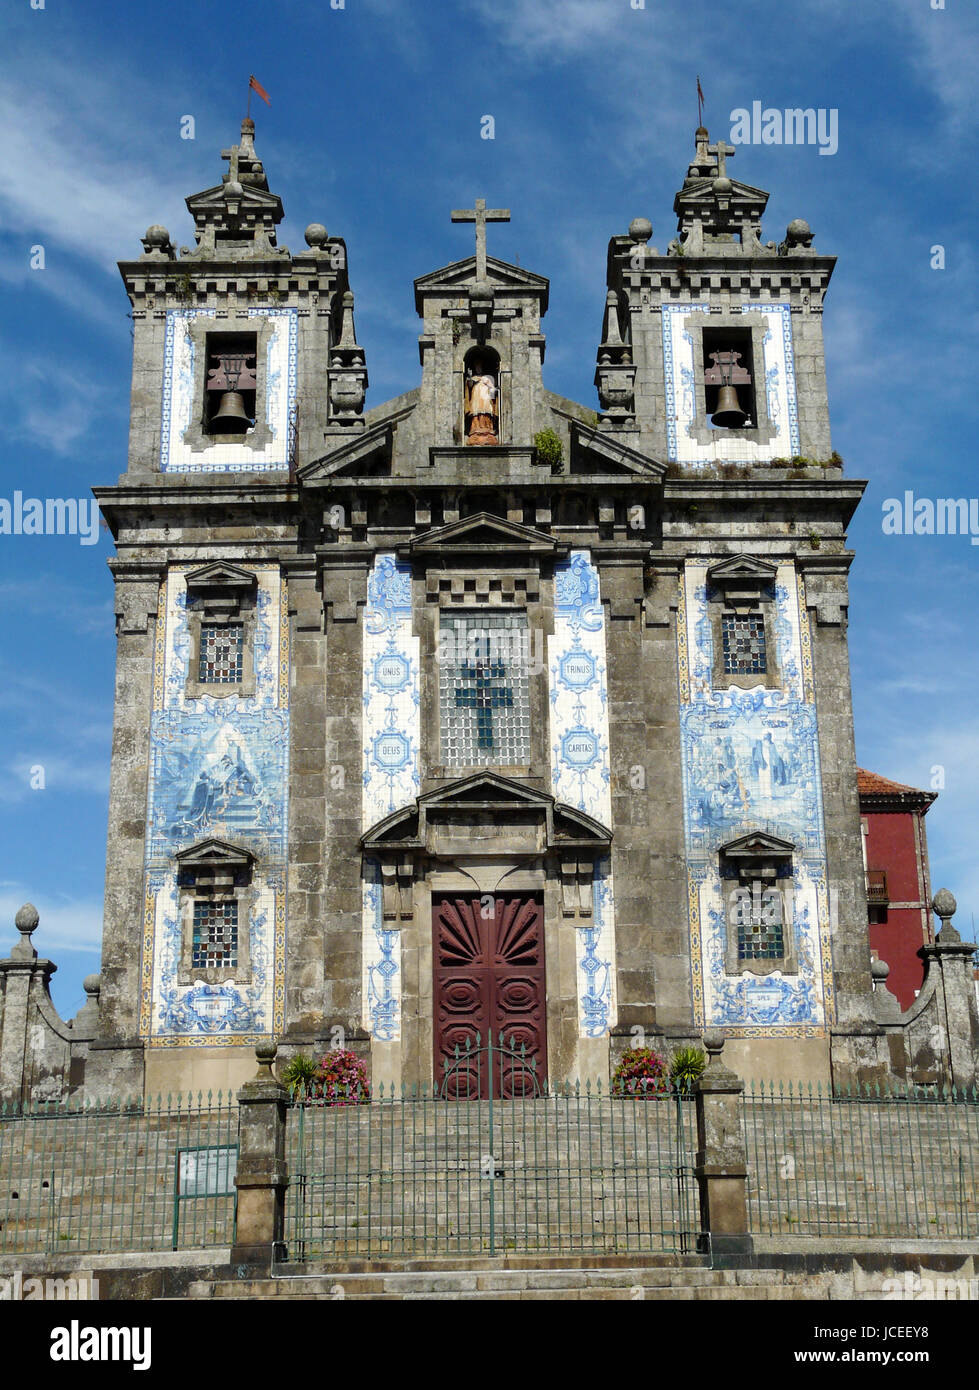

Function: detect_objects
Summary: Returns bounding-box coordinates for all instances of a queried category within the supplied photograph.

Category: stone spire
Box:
[670,125,771,257]
[181,119,287,260]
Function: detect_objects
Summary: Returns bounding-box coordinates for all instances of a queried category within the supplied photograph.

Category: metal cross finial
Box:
[707,138,735,179]
[451,198,511,280]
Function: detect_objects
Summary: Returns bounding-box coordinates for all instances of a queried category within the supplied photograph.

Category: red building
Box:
[858,769,937,1010]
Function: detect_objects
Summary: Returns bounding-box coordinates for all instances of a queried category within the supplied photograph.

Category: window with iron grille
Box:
[721,612,767,676]
[736,887,785,962]
[192,900,238,969]
[439,612,531,767]
[198,624,244,684]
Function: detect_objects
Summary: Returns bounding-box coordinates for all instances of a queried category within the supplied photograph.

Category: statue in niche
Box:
[465,358,499,446]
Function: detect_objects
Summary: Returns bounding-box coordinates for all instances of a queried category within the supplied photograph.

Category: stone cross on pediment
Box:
[451,198,511,280]
[707,138,735,179]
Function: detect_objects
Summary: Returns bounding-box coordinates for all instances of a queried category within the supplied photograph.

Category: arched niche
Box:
[463,345,501,446]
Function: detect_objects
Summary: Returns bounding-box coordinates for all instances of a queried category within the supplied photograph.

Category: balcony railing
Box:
[866,869,889,905]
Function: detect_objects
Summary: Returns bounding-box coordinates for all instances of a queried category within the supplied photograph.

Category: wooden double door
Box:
[433,894,547,1098]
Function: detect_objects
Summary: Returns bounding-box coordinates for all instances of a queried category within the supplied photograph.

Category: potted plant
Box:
[611,1046,669,1097]
[310,1048,370,1107]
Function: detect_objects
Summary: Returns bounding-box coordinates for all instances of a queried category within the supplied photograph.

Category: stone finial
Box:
[11,902,39,960]
[779,218,814,256]
[870,957,890,988]
[933,888,961,942]
[255,1040,278,1080]
[83,973,101,999]
[703,1031,725,1065]
[304,222,329,249]
[141,224,174,258]
[628,217,652,245]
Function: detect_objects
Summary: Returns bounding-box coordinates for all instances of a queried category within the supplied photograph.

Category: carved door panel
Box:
[433,894,547,1098]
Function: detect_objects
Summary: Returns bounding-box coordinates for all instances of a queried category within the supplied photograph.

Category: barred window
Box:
[192,900,238,969]
[439,612,531,767]
[736,887,784,961]
[721,612,766,676]
[198,624,244,684]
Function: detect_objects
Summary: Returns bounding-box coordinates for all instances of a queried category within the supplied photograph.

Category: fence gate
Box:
[285,1035,698,1261]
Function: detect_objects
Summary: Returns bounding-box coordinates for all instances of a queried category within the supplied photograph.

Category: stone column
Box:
[693,1033,752,1261]
[231,1042,289,1269]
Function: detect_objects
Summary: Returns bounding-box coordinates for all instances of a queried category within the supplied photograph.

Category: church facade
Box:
[89,120,876,1099]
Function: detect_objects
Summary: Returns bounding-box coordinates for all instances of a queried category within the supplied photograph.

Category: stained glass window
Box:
[721,612,766,676]
[198,623,244,684]
[439,612,531,766]
[192,900,238,969]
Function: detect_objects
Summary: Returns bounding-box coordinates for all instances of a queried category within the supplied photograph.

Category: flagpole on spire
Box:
[697,76,705,127]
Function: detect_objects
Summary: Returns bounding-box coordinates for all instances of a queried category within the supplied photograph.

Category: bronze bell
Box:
[711,384,748,429]
[210,391,251,432]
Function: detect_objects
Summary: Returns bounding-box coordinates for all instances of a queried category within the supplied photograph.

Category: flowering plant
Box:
[309,1048,370,1106]
[611,1046,670,1097]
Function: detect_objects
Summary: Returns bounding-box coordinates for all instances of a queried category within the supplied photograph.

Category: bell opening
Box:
[703,327,756,430]
[204,332,258,436]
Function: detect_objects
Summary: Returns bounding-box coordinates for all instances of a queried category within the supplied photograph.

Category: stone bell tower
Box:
[587,125,873,1079]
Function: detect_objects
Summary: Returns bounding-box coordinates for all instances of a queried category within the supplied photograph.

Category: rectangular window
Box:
[192,900,238,969]
[721,612,767,676]
[198,624,244,684]
[439,612,531,767]
[737,888,785,961]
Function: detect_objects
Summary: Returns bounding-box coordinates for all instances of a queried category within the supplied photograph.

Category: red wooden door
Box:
[433,895,547,1098]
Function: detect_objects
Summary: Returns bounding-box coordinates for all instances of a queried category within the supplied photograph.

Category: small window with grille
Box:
[736,885,785,962]
[721,612,767,676]
[198,623,244,684]
[191,899,238,970]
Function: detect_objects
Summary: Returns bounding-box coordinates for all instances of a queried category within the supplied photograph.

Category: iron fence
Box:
[285,1042,699,1261]
[0,1093,238,1255]
[745,1081,979,1239]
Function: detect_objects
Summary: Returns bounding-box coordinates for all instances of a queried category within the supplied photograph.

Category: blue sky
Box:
[1,0,977,1018]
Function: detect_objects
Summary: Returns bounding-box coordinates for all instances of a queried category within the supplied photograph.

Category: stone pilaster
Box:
[693,1034,752,1260]
[231,1043,289,1269]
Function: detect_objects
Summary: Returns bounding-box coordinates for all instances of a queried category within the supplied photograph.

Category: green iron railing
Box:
[0,1092,238,1255]
[285,1034,698,1261]
[745,1080,979,1239]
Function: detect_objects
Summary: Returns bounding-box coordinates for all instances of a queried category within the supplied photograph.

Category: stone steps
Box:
[185,1261,814,1300]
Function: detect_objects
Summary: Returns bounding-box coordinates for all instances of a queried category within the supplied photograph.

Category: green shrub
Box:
[533,428,564,470]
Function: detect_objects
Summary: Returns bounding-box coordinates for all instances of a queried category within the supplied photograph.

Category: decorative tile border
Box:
[662,303,800,465]
[140,564,288,1043]
[548,552,617,1037]
[677,562,834,1036]
[361,859,401,1043]
[159,307,297,473]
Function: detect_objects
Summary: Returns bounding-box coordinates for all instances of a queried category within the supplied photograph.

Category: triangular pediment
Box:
[707,554,778,585]
[675,178,769,213]
[415,255,548,293]
[407,512,562,556]
[174,837,255,867]
[360,773,611,852]
[186,183,283,216]
[185,561,257,591]
[570,422,666,478]
[720,830,795,859]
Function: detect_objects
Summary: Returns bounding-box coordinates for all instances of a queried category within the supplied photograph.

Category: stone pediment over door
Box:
[360,772,611,923]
